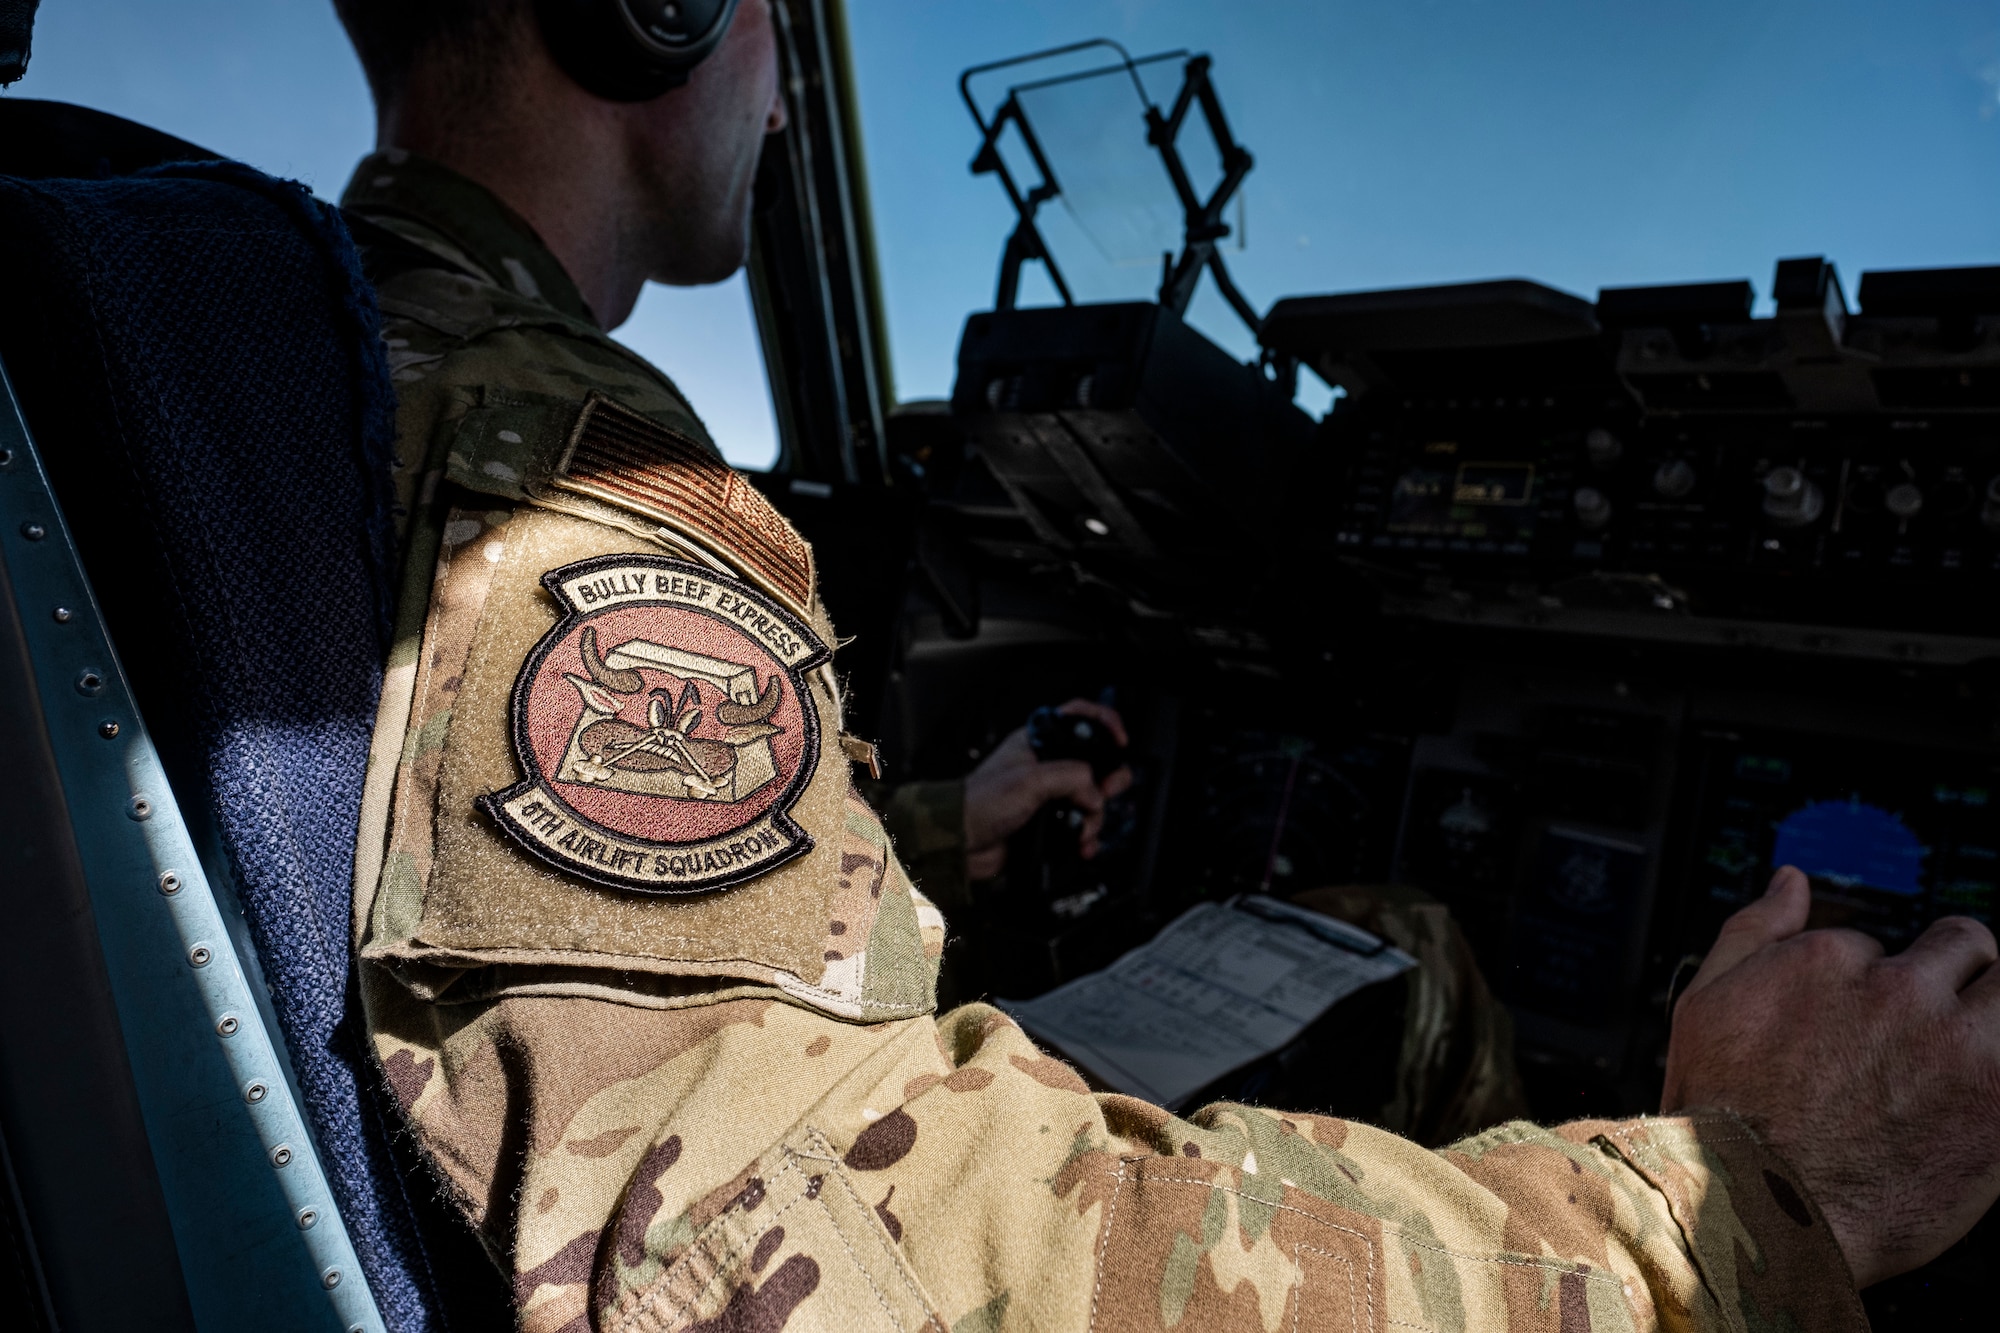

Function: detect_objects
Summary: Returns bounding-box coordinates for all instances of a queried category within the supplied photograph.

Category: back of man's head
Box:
[334,0,528,115]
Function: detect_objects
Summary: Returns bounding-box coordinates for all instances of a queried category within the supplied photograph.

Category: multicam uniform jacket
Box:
[342,152,1868,1333]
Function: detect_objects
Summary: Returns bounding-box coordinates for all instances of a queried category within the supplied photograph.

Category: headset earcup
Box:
[534,0,731,103]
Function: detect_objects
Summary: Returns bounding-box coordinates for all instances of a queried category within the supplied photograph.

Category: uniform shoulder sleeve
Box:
[352,235,954,1018]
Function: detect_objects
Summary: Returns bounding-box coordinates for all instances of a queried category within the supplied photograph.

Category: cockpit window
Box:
[617,277,782,471]
[970,47,1201,283]
[848,2,2000,400]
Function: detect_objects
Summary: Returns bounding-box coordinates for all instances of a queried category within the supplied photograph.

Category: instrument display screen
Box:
[1680,728,1998,951]
[1382,442,1542,547]
[1451,461,1535,506]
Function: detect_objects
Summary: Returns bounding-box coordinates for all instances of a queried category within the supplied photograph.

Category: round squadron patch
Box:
[479,554,830,894]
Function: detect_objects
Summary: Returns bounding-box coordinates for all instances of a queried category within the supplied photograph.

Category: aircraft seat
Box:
[0,100,505,1330]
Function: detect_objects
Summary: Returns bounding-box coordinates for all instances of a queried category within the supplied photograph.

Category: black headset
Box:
[535,0,746,102]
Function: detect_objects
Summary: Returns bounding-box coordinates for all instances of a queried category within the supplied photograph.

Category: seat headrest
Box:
[0,0,38,86]
[0,99,222,180]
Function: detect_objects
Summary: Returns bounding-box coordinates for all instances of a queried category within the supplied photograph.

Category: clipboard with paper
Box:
[998,895,1418,1110]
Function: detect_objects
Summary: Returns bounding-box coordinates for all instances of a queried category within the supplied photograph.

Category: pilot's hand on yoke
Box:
[1663,863,2000,1287]
[963,698,1132,879]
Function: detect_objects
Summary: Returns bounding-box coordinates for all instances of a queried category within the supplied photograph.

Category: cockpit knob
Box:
[1573,486,1612,530]
[1585,428,1623,467]
[1762,466,1824,527]
[1651,458,1696,499]
[1883,483,1924,522]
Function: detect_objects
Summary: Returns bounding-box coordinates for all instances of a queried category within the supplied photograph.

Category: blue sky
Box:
[13,1,1999,461]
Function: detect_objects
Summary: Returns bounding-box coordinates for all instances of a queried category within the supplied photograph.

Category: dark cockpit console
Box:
[1268,261,2000,643]
[1266,262,1999,1065]
[882,45,2000,1320]
[928,250,2000,1039]
[949,300,1310,625]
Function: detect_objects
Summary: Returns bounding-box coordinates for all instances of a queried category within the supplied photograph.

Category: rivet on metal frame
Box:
[298,1208,318,1230]
[271,1144,294,1167]
[76,668,104,696]
[127,794,153,821]
[98,719,120,739]
[188,945,212,968]
[20,520,45,540]
[321,1269,342,1290]
[52,606,72,623]
[158,870,183,895]
[244,1082,268,1104]
[216,1015,240,1037]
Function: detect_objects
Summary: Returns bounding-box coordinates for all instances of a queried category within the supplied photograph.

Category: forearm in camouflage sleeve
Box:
[874,778,970,917]
[373,988,1865,1333]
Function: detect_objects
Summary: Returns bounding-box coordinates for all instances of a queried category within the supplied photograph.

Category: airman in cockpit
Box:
[330,2,2000,1329]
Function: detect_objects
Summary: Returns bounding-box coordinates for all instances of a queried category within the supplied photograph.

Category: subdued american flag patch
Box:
[552,394,815,615]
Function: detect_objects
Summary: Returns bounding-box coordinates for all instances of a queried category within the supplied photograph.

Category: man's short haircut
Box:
[333,0,530,109]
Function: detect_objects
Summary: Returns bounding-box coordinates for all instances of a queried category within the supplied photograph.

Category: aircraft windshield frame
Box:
[960,39,1261,336]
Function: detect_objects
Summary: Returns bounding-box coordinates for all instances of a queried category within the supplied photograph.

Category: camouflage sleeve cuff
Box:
[879,779,971,915]
[1561,1111,1869,1333]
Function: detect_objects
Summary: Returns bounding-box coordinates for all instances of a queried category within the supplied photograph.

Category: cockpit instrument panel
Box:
[1684,729,1998,952]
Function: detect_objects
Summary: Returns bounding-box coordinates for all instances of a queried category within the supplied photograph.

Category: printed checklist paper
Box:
[999,896,1417,1109]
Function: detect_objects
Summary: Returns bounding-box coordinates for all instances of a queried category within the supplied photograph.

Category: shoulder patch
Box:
[480,554,831,894]
[552,395,816,615]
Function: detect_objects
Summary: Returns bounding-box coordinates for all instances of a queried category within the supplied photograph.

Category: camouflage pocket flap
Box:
[601,1128,943,1333]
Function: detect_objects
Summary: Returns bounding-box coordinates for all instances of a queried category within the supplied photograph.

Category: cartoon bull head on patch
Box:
[562,625,785,801]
